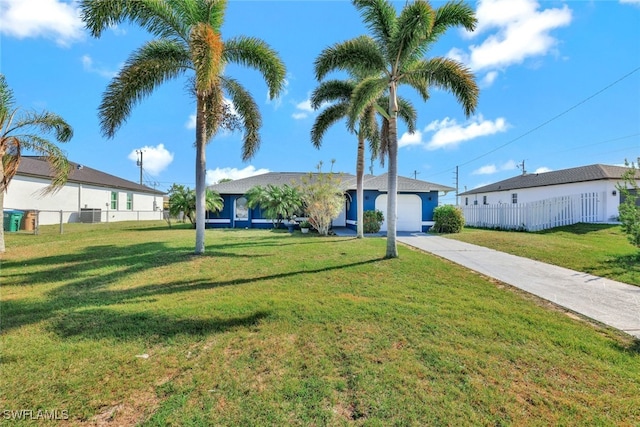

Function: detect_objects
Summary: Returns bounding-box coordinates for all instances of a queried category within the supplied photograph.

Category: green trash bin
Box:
[3,210,24,232]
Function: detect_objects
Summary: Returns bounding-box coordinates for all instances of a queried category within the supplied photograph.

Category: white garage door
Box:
[375,194,422,232]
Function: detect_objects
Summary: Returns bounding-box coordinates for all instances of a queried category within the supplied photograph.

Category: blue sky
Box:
[1,0,639,203]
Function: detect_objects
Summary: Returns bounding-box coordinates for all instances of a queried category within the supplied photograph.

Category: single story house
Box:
[207,172,455,232]
[459,164,636,222]
[5,156,165,226]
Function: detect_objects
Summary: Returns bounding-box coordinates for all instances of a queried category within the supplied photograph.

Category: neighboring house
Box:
[207,172,455,232]
[459,164,635,223]
[5,156,165,226]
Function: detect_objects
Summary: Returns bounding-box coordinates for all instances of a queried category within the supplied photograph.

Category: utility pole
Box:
[412,170,420,179]
[454,166,459,206]
[517,160,526,176]
[136,150,144,185]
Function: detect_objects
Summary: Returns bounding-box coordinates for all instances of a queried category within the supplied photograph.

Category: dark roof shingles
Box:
[17,156,164,195]
[459,164,631,195]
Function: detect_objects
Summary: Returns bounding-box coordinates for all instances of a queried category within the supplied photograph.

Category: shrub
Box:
[432,205,464,233]
[617,158,639,248]
[363,210,384,233]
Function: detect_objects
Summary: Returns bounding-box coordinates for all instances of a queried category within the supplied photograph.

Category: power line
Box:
[425,66,640,178]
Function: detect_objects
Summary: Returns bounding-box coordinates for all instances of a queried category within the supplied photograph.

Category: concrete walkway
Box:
[334,228,640,339]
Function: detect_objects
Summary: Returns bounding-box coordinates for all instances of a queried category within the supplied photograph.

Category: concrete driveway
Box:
[395,232,640,339]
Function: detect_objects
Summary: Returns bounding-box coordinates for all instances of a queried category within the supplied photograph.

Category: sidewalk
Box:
[333,228,640,339]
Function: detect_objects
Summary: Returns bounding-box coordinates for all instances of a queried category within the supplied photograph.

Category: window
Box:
[465,197,468,206]
[474,200,478,205]
[512,193,518,204]
[126,193,133,210]
[235,197,248,220]
[483,195,488,205]
[110,191,118,210]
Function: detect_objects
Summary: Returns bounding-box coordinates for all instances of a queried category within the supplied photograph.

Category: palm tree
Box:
[315,0,479,258]
[0,74,73,253]
[245,184,303,229]
[80,0,286,254]
[168,183,223,225]
[310,76,416,238]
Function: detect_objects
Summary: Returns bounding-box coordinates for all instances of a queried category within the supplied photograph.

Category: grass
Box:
[444,223,640,286]
[1,221,639,425]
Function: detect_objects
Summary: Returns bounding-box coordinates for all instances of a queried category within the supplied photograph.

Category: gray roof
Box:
[208,171,455,194]
[460,164,632,196]
[17,156,164,195]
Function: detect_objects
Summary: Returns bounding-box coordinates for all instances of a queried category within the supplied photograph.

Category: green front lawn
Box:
[445,223,639,286]
[1,222,639,425]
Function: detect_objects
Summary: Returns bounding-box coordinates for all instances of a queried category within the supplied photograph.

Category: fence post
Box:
[59,210,64,234]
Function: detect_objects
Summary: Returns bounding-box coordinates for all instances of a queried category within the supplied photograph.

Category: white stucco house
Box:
[5,156,165,226]
[459,164,636,229]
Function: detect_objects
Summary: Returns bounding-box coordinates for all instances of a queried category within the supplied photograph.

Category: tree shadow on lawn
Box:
[2,242,267,286]
[49,309,271,342]
[1,239,384,339]
[536,223,620,235]
[587,253,640,285]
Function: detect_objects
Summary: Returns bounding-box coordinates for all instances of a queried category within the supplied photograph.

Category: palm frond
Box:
[11,111,73,143]
[314,36,386,81]
[0,74,16,125]
[352,0,397,58]
[407,57,478,117]
[99,39,190,138]
[17,134,71,195]
[347,76,387,131]
[80,0,188,41]
[429,1,477,42]
[310,80,354,109]
[1,137,20,191]
[390,0,435,69]
[396,96,417,134]
[222,77,261,161]
[223,36,286,99]
[362,104,381,157]
[311,103,350,148]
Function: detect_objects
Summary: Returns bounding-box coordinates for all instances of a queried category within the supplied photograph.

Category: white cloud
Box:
[480,71,499,87]
[469,0,572,71]
[81,55,118,79]
[206,166,269,185]
[447,0,572,86]
[425,116,508,150]
[398,130,423,148]
[0,0,84,46]
[472,164,498,175]
[185,114,197,130]
[128,144,174,176]
[472,159,518,175]
[534,166,552,173]
[292,98,314,120]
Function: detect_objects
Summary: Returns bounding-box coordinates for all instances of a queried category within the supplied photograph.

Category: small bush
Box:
[363,210,384,233]
[432,205,464,233]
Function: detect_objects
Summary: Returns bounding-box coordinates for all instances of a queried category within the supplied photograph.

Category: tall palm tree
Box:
[80,0,286,254]
[0,74,73,253]
[310,76,416,238]
[315,0,478,258]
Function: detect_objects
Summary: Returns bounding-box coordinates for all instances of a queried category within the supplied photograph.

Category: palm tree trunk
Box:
[386,82,399,258]
[194,95,207,255]
[356,131,365,238]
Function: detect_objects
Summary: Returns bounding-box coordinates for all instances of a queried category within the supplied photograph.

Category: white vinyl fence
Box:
[462,193,601,232]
